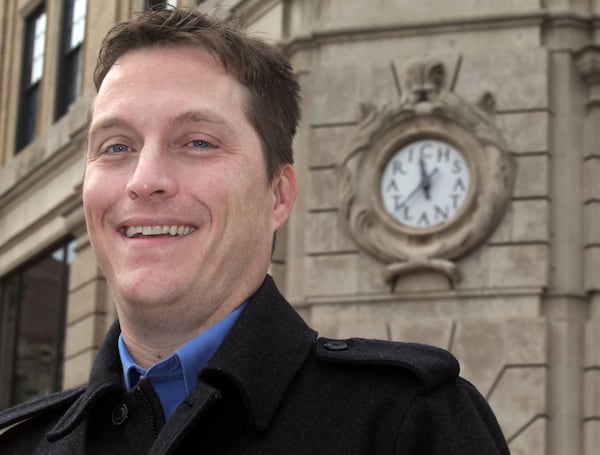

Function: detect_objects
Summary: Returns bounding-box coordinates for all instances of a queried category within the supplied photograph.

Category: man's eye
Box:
[105,144,130,153]
[189,140,214,149]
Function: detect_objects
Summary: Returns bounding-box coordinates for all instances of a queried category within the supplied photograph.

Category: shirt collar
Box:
[118,302,247,393]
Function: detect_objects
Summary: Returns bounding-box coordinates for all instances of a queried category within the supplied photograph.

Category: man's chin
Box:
[112,278,182,311]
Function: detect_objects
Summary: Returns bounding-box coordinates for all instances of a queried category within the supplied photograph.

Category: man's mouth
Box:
[123,225,197,238]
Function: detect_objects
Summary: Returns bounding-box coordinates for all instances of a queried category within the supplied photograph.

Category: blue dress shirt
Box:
[118,303,246,420]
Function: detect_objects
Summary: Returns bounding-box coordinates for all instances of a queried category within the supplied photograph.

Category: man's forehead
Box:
[99,44,226,84]
[93,47,247,110]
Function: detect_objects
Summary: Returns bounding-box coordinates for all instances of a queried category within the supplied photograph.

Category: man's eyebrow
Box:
[173,110,227,126]
[88,117,132,140]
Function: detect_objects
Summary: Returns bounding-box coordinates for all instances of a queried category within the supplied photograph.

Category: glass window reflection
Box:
[0,238,76,408]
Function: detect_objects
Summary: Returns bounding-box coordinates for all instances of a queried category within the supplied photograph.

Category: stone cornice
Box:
[283,10,589,51]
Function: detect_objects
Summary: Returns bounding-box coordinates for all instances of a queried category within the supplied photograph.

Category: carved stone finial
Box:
[405,60,445,103]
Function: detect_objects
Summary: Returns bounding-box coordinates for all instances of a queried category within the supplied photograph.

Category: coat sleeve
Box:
[394,377,510,454]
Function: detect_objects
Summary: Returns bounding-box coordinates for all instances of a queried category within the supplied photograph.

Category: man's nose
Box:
[126,148,178,200]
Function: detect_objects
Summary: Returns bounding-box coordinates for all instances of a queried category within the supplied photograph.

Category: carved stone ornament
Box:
[338,59,515,288]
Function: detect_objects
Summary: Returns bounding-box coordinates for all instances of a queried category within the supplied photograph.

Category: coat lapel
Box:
[47,322,124,441]
[199,276,317,431]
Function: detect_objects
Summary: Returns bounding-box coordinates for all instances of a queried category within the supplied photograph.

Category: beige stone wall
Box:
[227,1,596,454]
[2,0,600,454]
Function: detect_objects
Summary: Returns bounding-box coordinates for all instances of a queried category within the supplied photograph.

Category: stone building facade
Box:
[1,0,599,454]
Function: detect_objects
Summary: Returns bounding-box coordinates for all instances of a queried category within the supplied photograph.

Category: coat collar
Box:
[48,275,317,440]
[199,275,317,431]
[47,321,124,441]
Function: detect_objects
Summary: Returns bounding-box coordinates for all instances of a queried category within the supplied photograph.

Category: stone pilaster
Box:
[575,44,600,455]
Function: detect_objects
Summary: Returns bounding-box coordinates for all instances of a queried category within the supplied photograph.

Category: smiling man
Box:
[0,8,510,455]
[84,43,293,370]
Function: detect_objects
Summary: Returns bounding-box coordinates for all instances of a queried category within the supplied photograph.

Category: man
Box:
[0,8,510,454]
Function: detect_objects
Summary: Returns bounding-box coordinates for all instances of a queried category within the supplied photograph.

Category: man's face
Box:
[84,46,295,326]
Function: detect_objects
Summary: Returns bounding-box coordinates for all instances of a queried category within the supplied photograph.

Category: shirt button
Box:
[112,403,128,425]
[324,340,348,351]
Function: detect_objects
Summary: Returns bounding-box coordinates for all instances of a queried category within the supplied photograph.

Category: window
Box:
[0,239,76,409]
[15,5,47,153]
[146,0,178,10]
[55,0,87,119]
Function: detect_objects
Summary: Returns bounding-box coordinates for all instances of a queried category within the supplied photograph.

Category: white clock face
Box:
[380,139,471,229]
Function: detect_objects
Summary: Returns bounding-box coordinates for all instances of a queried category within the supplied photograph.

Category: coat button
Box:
[112,403,128,425]
[324,340,348,351]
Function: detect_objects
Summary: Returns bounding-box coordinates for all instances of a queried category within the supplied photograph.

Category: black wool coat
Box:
[0,275,510,454]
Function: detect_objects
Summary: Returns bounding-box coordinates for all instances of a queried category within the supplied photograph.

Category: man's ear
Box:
[272,164,297,229]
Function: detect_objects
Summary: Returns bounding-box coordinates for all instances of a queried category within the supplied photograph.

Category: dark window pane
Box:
[11,249,65,404]
[146,0,177,11]
[0,239,74,409]
[15,5,46,153]
[16,84,40,151]
[55,0,86,120]
[0,275,21,408]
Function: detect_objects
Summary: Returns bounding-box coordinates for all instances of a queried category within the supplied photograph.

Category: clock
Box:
[337,59,515,286]
[380,139,471,230]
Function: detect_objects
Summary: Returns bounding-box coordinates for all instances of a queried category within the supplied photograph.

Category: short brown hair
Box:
[93,8,301,182]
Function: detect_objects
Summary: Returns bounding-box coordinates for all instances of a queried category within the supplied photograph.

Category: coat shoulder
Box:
[0,386,85,432]
[316,337,459,391]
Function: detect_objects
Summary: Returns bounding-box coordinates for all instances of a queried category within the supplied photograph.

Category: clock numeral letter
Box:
[419,142,433,161]
[452,177,467,192]
[450,194,461,209]
[386,178,400,193]
[451,159,463,174]
[417,211,430,227]
[434,205,449,221]
[437,146,451,163]
[407,146,416,163]
[392,160,406,175]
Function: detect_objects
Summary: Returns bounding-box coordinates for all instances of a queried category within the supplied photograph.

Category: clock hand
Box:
[420,158,431,200]
[396,182,423,210]
[397,161,441,210]
[422,167,439,200]
[419,158,427,180]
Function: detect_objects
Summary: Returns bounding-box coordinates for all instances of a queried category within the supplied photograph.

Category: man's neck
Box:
[117,301,241,369]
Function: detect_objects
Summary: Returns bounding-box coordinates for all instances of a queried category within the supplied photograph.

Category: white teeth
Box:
[125,225,196,238]
[126,226,143,237]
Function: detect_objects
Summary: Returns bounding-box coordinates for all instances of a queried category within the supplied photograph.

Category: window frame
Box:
[54,0,87,120]
[15,4,47,153]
